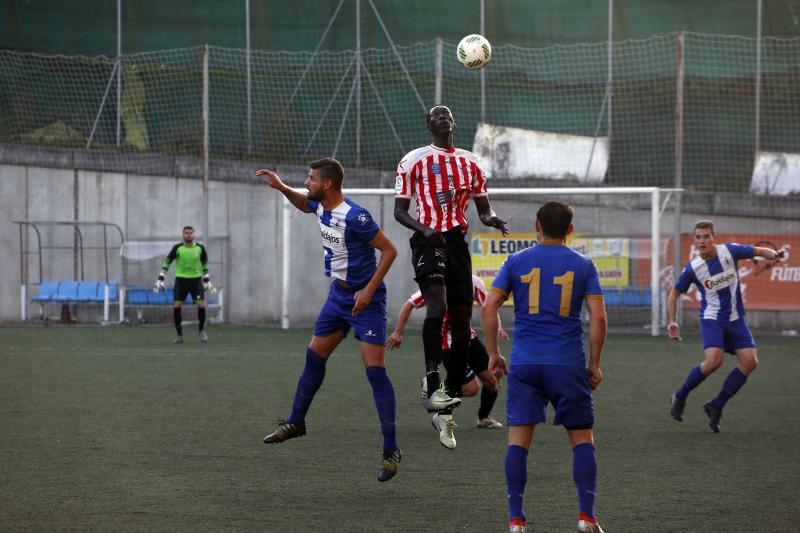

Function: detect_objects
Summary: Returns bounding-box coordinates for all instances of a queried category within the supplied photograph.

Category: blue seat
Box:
[149,288,173,305]
[52,281,79,302]
[103,282,119,302]
[623,288,651,306]
[603,287,652,307]
[76,281,100,302]
[603,289,622,306]
[33,281,60,302]
[126,285,152,305]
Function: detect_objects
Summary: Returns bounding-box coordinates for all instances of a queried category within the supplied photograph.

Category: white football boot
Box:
[431,412,457,450]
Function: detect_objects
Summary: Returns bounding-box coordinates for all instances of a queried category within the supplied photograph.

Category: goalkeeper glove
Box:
[202,274,217,293]
[153,272,166,292]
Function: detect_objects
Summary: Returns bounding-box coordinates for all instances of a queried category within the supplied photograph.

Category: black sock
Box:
[478,387,498,419]
[173,307,182,336]
[446,336,469,398]
[423,317,444,394]
[198,306,206,331]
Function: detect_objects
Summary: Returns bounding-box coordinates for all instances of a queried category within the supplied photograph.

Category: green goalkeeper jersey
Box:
[162,243,209,279]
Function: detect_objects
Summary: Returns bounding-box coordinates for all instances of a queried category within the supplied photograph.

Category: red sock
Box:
[580,512,597,524]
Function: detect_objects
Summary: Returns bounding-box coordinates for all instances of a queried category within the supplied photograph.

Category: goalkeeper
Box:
[154,226,213,343]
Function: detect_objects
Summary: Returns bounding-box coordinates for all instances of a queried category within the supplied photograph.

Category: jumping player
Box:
[483,200,608,533]
[257,159,402,482]
[668,219,785,433]
[394,104,508,437]
[386,275,508,450]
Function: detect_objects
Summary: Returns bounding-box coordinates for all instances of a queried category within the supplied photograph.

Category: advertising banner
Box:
[471,233,632,303]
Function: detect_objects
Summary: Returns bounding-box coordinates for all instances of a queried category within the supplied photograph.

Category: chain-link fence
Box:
[2,34,800,194]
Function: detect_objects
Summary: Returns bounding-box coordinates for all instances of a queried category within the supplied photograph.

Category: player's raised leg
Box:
[263,332,343,444]
[444,303,471,399]
[705,346,758,433]
[672,346,723,421]
[420,286,461,413]
[360,341,401,481]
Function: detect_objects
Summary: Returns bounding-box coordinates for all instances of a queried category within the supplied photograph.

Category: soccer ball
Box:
[457,34,492,70]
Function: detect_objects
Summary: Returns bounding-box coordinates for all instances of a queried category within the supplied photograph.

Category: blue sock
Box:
[676,364,707,400]
[365,366,399,451]
[287,348,327,425]
[505,445,528,522]
[712,367,748,409]
[572,443,597,520]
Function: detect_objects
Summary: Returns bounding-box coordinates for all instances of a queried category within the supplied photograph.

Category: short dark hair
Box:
[693,219,716,236]
[183,226,194,231]
[536,200,574,239]
[309,158,345,189]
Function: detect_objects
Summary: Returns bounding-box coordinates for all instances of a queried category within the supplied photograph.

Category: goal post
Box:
[281,186,681,336]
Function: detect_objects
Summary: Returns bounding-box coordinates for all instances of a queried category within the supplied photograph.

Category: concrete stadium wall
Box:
[0,163,283,325]
[1,162,797,331]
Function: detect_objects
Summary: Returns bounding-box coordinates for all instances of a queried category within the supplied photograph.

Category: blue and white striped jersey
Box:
[306,197,381,288]
[675,243,754,322]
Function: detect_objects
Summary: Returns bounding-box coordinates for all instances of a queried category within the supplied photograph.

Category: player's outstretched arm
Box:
[352,231,398,316]
[666,288,683,341]
[586,296,607,390]
[482,290,509,376]
[387,301,415,350]
[256,168,311,213]
[753,245,786,261]
[474,196,508,236]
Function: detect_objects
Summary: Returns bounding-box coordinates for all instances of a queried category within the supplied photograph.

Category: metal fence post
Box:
[673,31,685,326]
[116,0,122,146]
[755,0,763,157]
[202,45,210,241]
[480,0,486,121]
[246,0,252,154]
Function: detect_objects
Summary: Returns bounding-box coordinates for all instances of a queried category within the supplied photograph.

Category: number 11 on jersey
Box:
[520,268,574,317]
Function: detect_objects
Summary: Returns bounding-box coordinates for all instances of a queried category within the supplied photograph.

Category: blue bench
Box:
[33,281,119,303]
[32,280,61,302]
[126,285,213,305]
[124,284,224,323]
[127,286,165,305]
[603,287,652,306]
[29,280,121,323]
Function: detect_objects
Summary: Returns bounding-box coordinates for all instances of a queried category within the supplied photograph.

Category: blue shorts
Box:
[506,364,594,429]
[313,281,387,346]
[700,318,756,354]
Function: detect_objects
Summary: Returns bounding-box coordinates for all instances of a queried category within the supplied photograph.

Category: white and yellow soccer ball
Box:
[457,34,492,70]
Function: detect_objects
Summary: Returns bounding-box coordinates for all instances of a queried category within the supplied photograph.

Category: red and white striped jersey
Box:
[395,144,488,232]
[408,275,488,350]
